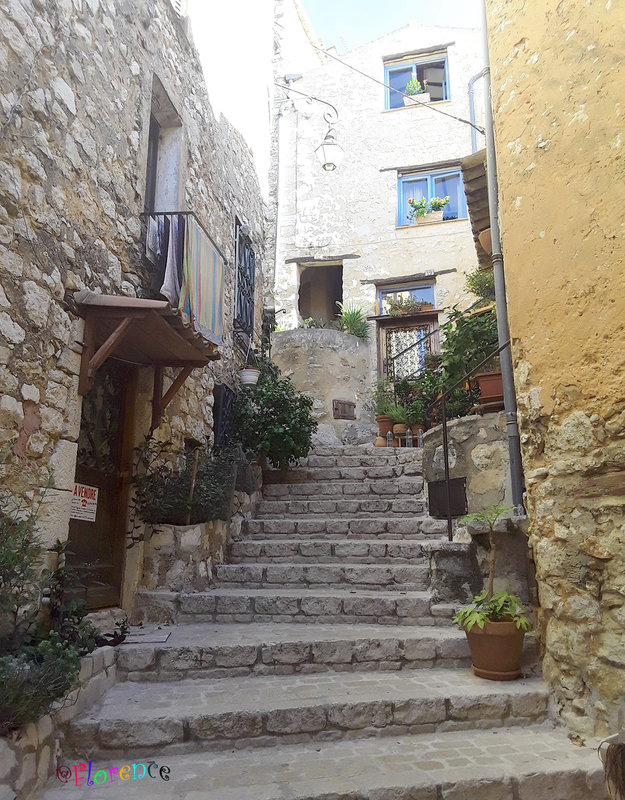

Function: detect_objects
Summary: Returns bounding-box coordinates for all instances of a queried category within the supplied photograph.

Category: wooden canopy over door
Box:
[68,291,220,609]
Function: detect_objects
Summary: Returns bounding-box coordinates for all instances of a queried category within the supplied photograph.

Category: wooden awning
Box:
[74,290,220,429]
[460,149,492,270]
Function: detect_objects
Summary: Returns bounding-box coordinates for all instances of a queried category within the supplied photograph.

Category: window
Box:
[397,168,467,227]
[144,76,182,213]
[379,283,435,315]
[385,55,449,109]
[234,220,256,353]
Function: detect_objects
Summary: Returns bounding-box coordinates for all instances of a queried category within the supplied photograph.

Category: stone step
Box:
[299,447,424,467]
[42,726,608,800]
[242,516,446,539]
[262,477,424,500]
[131,588,449,627]
[67,670,550,757]
[214,562,430,591]
[229,538,434,563]
[255,497,426,517]
[286,463,424,482]
[116,622,471,682]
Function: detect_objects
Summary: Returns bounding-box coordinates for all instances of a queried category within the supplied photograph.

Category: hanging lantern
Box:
[315,128,344,171]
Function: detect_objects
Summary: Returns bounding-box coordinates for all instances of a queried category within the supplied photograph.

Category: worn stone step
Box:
[256,497,426,517]
[42,726,607,800]
[116,622,471,682]
[288,463,424,482]
[299,447,424,468]
[242,516,447,539]
[262,477,424,499]
[67,670,550,757]
[214,562,430,591]
[229,538,434,563]
[131,588,448,626]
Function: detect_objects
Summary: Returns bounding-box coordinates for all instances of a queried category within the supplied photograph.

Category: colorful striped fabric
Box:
[178,215,224,345]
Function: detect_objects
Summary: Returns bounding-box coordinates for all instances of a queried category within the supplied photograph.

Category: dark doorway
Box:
[298,263,343,325]
[67,360,135,610]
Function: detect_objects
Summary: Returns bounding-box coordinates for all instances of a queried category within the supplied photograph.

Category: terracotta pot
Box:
[465,620,525,681]
[376,415,393,436]
[392,423,408,435]
[374,436,386,447]
[474,370,503,406]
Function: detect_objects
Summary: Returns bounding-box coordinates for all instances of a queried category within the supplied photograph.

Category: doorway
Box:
[298,263,343,325]
[67,360,135,610]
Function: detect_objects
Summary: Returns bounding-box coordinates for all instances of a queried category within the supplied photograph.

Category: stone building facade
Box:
[0,0,265,614]
[485,0,625,735]
[270,14,488,397]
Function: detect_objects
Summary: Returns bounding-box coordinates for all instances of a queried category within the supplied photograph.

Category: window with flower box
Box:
[397,168,467,227]
[384,54,449,109]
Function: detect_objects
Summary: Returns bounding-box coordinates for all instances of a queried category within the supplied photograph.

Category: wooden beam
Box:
[151,365,164,431]
[78,313,96,395]
[161,366,194,412]
[88,316,134,376]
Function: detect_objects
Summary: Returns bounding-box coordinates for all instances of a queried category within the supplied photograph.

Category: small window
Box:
[397,168,467,227]
[385,55,449,110]
[379,284,435,315]
[234,220,256,353]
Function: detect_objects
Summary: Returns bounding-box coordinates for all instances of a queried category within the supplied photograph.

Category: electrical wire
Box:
[310,43,486,136]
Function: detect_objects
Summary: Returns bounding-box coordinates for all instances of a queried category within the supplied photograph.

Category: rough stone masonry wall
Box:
[486,0,625,735]
[0,0,265,549]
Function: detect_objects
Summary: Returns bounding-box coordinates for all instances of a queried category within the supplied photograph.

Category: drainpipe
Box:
[482,0,526,514]
[468,67,488,153]
[270,102,283,314]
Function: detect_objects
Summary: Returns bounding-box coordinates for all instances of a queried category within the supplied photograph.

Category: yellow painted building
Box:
[486,0,625,734]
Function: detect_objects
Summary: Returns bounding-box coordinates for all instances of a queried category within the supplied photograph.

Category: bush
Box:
[234,361,317,471]
[0,633,80,735]
[465,268,496,301]
[335,302,368,340]
[440,304,499,387]
[131,439,235,527]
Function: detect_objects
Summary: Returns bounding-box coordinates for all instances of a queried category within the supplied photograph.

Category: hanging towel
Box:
[178,215,224,345]
[160,214,182,305]
[145,215,159,263]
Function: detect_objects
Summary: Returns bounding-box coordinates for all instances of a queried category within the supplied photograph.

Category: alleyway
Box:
[39,446,606,799]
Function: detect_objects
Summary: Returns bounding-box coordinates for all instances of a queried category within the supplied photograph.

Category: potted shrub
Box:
[405,396,424,436]
[387,403,409,436]
[407,195,450,225]
[453,505,530,681]
[385,296,433,316]
[368,379,396,436]
[403,77,430,106]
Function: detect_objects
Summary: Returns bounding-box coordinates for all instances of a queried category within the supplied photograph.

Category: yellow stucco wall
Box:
[486,0,625,735]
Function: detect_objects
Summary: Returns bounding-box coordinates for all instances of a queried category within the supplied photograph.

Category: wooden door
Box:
[67,360,134,610]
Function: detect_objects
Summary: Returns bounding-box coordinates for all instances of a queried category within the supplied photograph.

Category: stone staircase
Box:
[41,445,607,800]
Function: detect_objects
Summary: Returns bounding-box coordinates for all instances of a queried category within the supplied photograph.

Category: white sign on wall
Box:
[70,483,99,523]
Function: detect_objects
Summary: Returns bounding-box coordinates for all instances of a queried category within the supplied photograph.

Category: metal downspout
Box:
[482,0,526,513]
[270,103,283,313]
[468,67,488,154]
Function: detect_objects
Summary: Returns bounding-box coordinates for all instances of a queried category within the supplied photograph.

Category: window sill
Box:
[396,219,467,230]
[382,100,452,113]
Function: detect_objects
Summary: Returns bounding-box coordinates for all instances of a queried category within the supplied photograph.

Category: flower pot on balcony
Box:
[240,367,260,386]
[474,370,503,406]
[416,210,444,225]
[403,93,431,106]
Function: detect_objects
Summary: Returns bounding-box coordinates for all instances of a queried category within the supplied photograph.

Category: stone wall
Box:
[0,646,116,800]
[271,328,375,445]
[423,413,532,603]
[270,19,487,386]
[486,0,625,735]
[0,0,265,608]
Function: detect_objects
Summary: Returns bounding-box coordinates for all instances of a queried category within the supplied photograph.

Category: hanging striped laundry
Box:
[178,215,224,345]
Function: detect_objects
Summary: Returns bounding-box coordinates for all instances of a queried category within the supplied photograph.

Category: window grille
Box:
[234,223,256,353]
[213,384,236,449]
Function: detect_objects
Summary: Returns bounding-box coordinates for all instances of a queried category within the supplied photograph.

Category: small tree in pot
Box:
[453,504,530,681]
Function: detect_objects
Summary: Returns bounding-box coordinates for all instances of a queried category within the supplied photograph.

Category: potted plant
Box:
[240,348,261,387]
[453,505,530,681]
[405,396,424,436]
[407,195,450,225]
[385,296,432,316]
[403,77,430,106]
[387,403,409,435]
[368,379,396,437]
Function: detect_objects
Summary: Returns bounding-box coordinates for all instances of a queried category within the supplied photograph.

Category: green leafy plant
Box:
[130,438,235,534]
[385,295,427,316]
[234,361,317,471]
[453,505,530,632]
[386,403,408,425]
[429,195,450,211]
[405,76,426,95]
[335,301,368,340]
[465,268,496,301]
[366,379,396,417]
[407,196,450,221]
[298,316,327,329]
[405,397,424,427]
[439,304,499,387]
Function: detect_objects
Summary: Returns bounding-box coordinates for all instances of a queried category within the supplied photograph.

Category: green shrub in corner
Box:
[234,361,318,471]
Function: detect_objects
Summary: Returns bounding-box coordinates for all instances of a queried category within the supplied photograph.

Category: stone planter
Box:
[403,92,431,106]
[416,210,444,225]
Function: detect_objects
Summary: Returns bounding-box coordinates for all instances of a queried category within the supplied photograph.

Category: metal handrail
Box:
[425,340,510,541]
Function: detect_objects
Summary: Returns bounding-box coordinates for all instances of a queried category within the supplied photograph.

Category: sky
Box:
[299,0,483,53]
